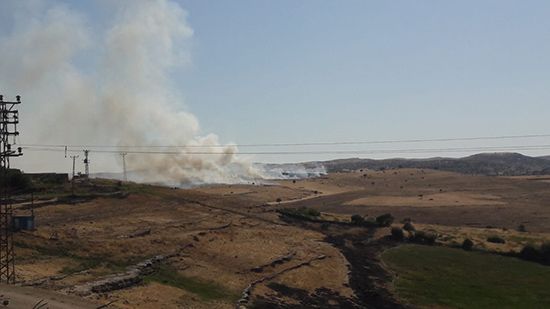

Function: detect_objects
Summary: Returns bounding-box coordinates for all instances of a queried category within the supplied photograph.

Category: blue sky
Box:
[3,0,550,164]
[179,1,550,161]
[177,0,550,139]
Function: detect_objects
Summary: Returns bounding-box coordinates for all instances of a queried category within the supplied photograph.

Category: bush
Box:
[276,198,282,203]
[391,227,405,241]
[517,224,527,232]
[519,243,550,265]
[487,236,506,244]
[0,168,32,193]
[376,213,394,227]
[413,231,437,245]
[302,207,320,217]
[278,207,320,219]
[520,244,541,262]
[541,242,550,264]
[462,238,474,251]
[351,214,365,225]
[403,221,416,232]
[365,217,377,225]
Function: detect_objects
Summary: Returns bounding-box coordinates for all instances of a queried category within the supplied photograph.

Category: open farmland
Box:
[382,245,550,308]
[6,168,550,308]
[277,169,550,233]
[13,180,352,308]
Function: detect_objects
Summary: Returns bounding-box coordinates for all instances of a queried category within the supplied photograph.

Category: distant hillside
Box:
[298,153,550,176]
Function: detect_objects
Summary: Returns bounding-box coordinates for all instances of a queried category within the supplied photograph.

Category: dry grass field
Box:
[8,168,550,308]
[278,168,550,233]
[13,182,351,308]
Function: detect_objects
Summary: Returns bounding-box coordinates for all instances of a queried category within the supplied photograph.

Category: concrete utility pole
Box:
[83,150,89,177]
[71,155,79,178]
[0,94,23,284]
[70,155,79,196]
[120,152,128,182]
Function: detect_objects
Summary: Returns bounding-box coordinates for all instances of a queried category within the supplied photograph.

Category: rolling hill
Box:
[298,153,550,176]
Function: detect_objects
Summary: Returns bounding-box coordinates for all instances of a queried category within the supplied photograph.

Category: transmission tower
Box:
[0,94,22,284]
[83,149,89,177]
[120,152,128,182]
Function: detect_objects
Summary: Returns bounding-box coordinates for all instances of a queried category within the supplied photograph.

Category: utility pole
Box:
[120,152,128,182]
[70,155,79,196]
[0,94,23,284]
[83,150,89,177]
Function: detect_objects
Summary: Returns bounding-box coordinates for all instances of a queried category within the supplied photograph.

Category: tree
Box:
[0,168,32,193]
[351,214,365,225]
[391,227,405,241]
[462,239,474,251]
[403,221,416,232]
[376,213,394,227]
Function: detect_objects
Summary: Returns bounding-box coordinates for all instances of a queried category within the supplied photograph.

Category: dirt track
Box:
[0,284,99,308]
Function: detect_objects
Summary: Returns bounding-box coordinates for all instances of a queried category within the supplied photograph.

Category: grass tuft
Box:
[143,265,239,301]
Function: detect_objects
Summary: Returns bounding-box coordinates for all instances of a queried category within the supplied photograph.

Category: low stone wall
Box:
[66,254,173,296]
[236,255,327,309]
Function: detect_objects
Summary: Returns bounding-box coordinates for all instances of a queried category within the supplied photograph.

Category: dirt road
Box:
[0,284,100,308]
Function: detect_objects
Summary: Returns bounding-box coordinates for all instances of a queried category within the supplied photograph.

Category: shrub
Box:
[376,213,394,227]
[487,236,506,244]
[0,168,32,193]
[391,227,405,241]
[276,198,282,203]
[520,244,540,262]
[517,224,527,232]
[403,221,416,232]
[351,214,365,225]
[413,231,437,245]
[462,238,474,251]
[278,207,320,220]
[518,243,550,265]
[365,217,377,226]
[302,207,320,217]
[541,242,550,264]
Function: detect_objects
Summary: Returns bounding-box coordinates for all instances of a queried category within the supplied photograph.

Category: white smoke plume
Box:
[0,0,263,186]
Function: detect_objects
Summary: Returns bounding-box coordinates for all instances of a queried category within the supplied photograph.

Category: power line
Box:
[19,144,550,156]
[17,133,550,149]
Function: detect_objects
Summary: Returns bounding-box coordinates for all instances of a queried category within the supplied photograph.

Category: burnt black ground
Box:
[324,229,405,309]
[251,217,407,309]
[252,283,362,309]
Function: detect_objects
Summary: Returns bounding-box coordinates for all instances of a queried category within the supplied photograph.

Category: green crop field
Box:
[382,244,550,308]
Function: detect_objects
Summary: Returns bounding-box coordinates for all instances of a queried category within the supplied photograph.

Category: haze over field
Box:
[1,0,550,185]
[0,0,263,185]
